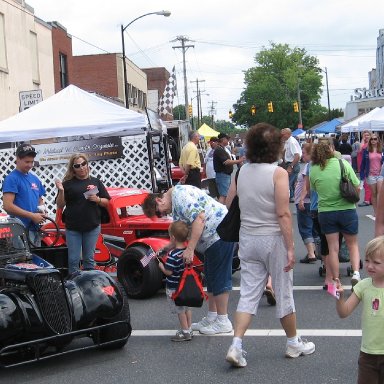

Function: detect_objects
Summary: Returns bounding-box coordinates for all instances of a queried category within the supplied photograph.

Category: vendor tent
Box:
[340,107,381,133]
[358,107,384,131]
[313,118,342,134]
[0,85,147,143]
[292,128,305,137]
[197,123,219,139]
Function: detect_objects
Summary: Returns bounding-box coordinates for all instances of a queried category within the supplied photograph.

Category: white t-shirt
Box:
[204,148,216,179]
[284,136,302,162]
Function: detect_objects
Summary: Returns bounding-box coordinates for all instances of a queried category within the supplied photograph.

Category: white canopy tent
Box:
[358,107,384,131]
[0,85,148,143]
[340,107,381,133]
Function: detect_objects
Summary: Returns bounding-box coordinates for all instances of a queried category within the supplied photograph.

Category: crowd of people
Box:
[144,124,384,382]
[3,125,384,381]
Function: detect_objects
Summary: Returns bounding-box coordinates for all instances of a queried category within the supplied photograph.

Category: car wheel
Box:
[93,281,132,350]
[117,245,163,299]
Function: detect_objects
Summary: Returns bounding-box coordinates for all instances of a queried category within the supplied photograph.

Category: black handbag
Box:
[339,159,360,204]
[171,266,208,307]
[216,169,240,242]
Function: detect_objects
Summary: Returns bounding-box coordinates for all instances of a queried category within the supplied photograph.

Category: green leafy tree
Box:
[172,105,186,120]
[232,43,324,130]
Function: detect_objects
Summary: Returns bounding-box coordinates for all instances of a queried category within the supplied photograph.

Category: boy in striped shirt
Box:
[158,221,192,341]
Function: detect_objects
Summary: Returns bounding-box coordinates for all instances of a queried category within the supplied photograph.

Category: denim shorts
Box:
[318,209,358,235]
[204,239,234,296]
[215,172,231,197]
[366,175,383,185]
[296,203,316,243]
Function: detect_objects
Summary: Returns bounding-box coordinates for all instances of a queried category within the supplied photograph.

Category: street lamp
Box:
[121,10,171,109]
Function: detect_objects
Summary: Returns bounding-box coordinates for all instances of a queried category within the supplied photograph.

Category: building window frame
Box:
[0,13,8,72]
[59,52,68,88]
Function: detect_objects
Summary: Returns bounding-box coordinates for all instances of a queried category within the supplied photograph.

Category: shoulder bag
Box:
[216,168,241,242]
[171,266,208,307]
[338,159,360,204]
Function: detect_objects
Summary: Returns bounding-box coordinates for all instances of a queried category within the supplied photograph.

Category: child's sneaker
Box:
[171,330,192,342]
[191,316,215,331]
[285,337,315,358]
[226,345,247,367]
[199,318,233,335]
[351,271,361,288]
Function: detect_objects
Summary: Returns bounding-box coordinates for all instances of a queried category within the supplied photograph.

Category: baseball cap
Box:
[218,132,230,140]
[16,143,37,158]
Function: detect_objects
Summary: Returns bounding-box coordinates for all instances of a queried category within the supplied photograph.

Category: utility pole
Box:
[172,36,194,120]
[324,67,331,120]
[208,101,217,128]
[190,79,205,128]
[297,80,303,129]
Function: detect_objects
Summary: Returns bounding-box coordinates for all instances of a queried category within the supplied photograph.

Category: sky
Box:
[26,0,383,122]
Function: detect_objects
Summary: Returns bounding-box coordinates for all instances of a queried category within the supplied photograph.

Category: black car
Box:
[0,216,131,368]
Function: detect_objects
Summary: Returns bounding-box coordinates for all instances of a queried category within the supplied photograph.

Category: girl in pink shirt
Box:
[360,134,384,216]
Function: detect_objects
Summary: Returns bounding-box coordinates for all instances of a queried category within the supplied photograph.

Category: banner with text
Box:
[34,137,124,166]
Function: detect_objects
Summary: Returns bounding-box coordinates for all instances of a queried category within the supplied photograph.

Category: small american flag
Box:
[140,249,156,267]
[158,66,177,118]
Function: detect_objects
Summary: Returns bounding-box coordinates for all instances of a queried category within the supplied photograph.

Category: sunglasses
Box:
[370,138,378,141]
[73,160,87,169]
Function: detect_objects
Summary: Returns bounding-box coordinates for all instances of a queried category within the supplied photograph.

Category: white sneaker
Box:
[285,337,315,358]
[226,345,247,367]
[191,317,215,332]
[351,271,361,288]
[199,319,233,335]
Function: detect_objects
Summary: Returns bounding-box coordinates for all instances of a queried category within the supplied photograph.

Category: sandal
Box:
[264,288,276,306]
[300,255,317,264]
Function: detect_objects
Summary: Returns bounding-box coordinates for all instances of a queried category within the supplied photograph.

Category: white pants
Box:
[237,232,296,319]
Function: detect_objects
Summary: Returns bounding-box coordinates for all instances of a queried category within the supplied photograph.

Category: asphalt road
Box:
[2,203,376,384]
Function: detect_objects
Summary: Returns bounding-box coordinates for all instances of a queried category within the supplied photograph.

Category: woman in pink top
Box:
[359,134,384,216]
[357,130,371,206]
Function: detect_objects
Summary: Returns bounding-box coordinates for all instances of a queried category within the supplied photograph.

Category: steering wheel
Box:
[28,216,61,248]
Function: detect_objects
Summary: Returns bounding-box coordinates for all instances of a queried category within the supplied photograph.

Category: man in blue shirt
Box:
[2,143,46,246]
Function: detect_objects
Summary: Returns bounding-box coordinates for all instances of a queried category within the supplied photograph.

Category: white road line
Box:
[131,329,361,337]
[230,286,352,291]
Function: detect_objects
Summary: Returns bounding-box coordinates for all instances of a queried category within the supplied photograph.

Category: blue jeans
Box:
[289,163,300,199]
[296,203,317,244]
[66,225,100,274]
[204,239,234,296]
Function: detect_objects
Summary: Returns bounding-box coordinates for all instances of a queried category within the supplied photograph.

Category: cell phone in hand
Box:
[326,283,340,300]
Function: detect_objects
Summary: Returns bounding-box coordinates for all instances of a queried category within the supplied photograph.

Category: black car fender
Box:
[66,270,123,326]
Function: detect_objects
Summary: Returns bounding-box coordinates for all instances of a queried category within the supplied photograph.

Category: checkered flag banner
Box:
[140,249,156,267]
[158,66,177,118]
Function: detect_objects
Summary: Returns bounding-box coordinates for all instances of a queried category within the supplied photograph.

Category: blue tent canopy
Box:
[313,118,343,134]
[292,128,305,137]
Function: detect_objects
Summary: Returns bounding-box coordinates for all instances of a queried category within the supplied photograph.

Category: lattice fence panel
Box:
[0,134,154,217]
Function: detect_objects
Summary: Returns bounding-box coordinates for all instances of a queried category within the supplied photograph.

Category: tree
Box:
[232,43,324,130]
[172,105,186,120]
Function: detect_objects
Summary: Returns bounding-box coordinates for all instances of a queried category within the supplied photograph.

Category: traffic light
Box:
[267,101,274,113]
[188,104,193,116]
[293,101,299,113]
[229,110,233,119]
[251,105,256,116]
